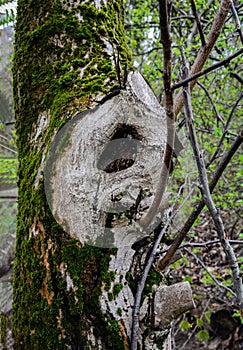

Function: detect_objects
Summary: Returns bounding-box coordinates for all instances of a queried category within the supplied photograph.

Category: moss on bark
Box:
[13,1,131,348]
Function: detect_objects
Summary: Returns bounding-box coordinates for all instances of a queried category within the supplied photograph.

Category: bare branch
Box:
[174,0,231,115]
[0,195,17,199]
[207,91,243,167]
[0,143,17,154]
[230,72,243,85]
[189,0,206,46]
[157,131,243,272]
[229,0,243,44]
[0,134,11,143]
[186,0,215,46]
[172,47,243,91]
[158,239,243,254]
[0,135,17,154]
[131,183,189,350]
[197,81,225,126]
[139,0,175,228]
[182,62,243,308]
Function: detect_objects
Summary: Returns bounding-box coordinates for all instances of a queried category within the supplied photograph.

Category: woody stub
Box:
[44,71,195,348]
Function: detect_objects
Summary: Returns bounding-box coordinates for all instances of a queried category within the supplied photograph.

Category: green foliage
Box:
[233,310,243,325]
[204,311,211,325]
[183,276,192,283]
[196,317,204,328]
[4,0,242,347]
[0,157,17,184]
[180,313,211,345]
[197,329,210,342]
[180,319,191,332]
[201,272,214,285]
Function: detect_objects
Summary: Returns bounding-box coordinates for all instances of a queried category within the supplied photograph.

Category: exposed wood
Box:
[45,71,194,348]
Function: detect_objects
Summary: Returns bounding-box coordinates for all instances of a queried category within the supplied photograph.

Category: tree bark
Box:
[12,1,194,349]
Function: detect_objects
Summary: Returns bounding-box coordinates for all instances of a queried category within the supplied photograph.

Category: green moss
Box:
[105,319,125,350]
[117,308,123,317]
[0,314,8,350]
[13,0,132,348]
[103,270,116,291]
[143,270,163,299]
[113,283,123,296]
[108,292,114,301]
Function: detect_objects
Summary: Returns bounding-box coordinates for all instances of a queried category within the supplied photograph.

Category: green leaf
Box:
[196,318,204,328]
[197,330,210,342]
[180,320,191,332]
[205,311,211,324]
[183,276,192,283]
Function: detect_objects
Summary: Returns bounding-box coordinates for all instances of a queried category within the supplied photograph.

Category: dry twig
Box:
[157,131,243,271]
[182,56,243,308]
[174,0,231,115]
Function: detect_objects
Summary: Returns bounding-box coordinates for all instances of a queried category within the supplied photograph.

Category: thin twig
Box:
[158,239,243,254]
[197,81,225,126]
[189,0,206,46]
[230,72,243,85]
[183,247,236,296]
[207,91,243,167]
[186,0,215,46]
[182,59,243,308]
[157,132,243,272]
[0,134,11,143]
[131,183,190,350]
[174,0,232,115]
[229,0,243,45]
[0,143,17,154]
[180,298,211,350]
[172,48,243,91]
[133,47,162,57]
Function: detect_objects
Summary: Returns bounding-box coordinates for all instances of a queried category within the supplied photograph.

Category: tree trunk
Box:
[12,1,194,349]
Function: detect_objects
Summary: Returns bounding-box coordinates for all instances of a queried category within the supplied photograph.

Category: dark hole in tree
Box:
[97,124,142,173]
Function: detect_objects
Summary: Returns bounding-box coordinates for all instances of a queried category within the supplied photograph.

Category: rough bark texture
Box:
[12,1,194,349]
